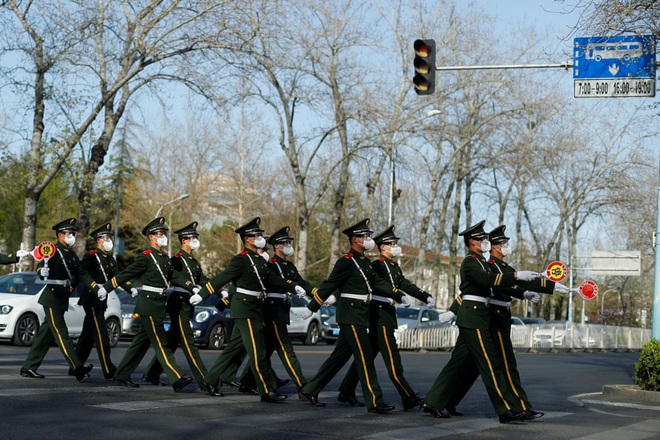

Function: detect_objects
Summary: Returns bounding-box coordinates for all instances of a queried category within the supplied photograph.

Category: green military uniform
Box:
[143,222,211,384]
[75,223,130,379]
[198,217,301,401]
[423,220,525,421]
[0,252,20,264]
[300,219,403,413]
[105,217,195,391]
[21,218,100,381]
[337,225,432,410]
[447,225,555,419]
[239,226,314,393]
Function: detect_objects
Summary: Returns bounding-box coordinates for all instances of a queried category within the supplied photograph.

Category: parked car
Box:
[288,295,323,345]
[510,316,525,326]
[116,289,141,338]
[396,306,441,331]
[0,271,122,347]
[320,305,338,344]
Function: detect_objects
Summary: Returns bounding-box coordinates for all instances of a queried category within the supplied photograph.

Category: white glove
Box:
[294,285,306,298]
[516,271,542,282]
[553,282,570,294]
[220,290,229,299]
[523,291,540,303]
[323,294,337,306]
[130,288,139,298]
[16,249,30,258]
[401,295,412,307]
[426,296,436,307]
[439,311,455,323]
[192,287,201,294]
[300,308,314,320]
[39,267,50,278]
[97,287,107,301]
[190,293,203,305]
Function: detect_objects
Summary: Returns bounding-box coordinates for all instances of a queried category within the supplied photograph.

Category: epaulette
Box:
[88,250,98,255]
[240,250,249,255]
[469,254,478,259]
[175,252,183,258]
[489,259,496,264]
[142,249,152,255]
[268,257,277,263]
[344,253,353,259]
[378,257,385,262]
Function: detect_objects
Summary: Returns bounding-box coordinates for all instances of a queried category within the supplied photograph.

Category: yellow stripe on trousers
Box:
[273,322,303,387]
[495,330,527,410]
[381,325,410,397]
[179,315,205,378]
[476,328,511,410]
[351,325,377,408]
[49,308,76,368]
[247,318,269,394]
[148,316,180,379]
[91,311,110,374]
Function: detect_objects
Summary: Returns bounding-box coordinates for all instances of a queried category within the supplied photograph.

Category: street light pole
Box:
[154,193,190,218]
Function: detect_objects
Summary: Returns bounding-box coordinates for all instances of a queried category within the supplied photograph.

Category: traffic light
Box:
[413,39,436,95]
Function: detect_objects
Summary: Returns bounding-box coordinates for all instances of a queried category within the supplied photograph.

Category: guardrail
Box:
[394,323,652,352]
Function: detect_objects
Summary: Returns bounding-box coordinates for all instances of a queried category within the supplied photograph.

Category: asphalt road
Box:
[1,341,659,440]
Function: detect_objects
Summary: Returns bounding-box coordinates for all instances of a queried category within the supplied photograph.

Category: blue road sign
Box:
[574,35,656,79]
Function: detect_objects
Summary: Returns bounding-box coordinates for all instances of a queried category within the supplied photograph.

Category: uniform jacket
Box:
[263,254,314,325]
[199,248,298,320]
[371,256,432,329]
[103,246,195,319]
[78,249,131,309]
[37,242,99,311]
[456,250,516,330]
[307,249,403,327]
[167,248,211,317]
[0,253,19,264]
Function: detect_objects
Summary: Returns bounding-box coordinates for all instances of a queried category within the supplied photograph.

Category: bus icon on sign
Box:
[585,42,643,62]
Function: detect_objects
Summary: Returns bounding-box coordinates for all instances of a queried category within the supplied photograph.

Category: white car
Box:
[288,295,323,345]
[0,271,122,347]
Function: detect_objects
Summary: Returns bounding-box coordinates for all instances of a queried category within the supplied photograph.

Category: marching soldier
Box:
[238,226,314,395]
[190,217,308,402]
[444,224,569,419]
[1,249,30,264]
[20,218,99,381]
[74,223,134,380]
[97,217,196,392]
[336,225,432,411]
[299,218,404,414]
[421,220,541,423]
[142,222,215,391]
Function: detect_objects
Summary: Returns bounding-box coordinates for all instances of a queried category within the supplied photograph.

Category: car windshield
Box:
[0,272,45,295]
[116,289,138,305]
[396,308,420,320]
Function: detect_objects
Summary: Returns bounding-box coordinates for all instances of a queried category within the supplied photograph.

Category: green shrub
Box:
[633,338,660,391]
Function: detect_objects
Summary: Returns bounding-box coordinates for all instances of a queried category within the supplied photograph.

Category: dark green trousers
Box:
[23,306,81,371]
[339,323,415,401]
[302,323,384,410]
[143,310,208,382]
[114,315,186,383]
[204,317,276,395]
[75,304,115,378]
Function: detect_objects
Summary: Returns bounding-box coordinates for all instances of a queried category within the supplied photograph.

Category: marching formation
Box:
[12,215,568,424]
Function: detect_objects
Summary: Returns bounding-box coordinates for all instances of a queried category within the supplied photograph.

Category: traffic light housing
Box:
[413,39,436,95]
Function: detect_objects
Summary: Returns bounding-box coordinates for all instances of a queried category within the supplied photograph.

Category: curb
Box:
[602,385,660,404]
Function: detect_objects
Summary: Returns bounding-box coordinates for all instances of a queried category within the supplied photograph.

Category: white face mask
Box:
[253,236,266,249]
[500,243,511,256]
[157,236,168,247]
[389,245,402,258]
[102,240,114,252]
[480,239,491,253]
[189,238,200,251]
[260,251,270,261]
[282,245,294,257]
[362,237,375,251]
[64,234,76,247]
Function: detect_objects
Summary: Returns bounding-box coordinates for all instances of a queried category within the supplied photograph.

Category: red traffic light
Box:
[413,39,436,95]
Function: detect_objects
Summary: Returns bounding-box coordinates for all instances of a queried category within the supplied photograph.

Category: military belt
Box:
[266,292,288,299]
[489,299,510,308]
[341,293,371,302]
[46,279,69,286]
[462,295,489,304]
[371,295,393,304]
[142,285,167,295]
[236,287,264,299]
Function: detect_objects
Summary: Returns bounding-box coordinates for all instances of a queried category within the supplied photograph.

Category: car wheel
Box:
[304,321,320,345]
[106,317,121,348]
[208,323,226,350]
[13,313,39,346]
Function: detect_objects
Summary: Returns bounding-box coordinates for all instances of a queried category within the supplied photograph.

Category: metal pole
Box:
[652,186,660,339]
[568,255,574,323]
[436,61,573,71]
[388,150,394,225]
